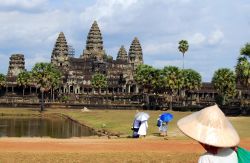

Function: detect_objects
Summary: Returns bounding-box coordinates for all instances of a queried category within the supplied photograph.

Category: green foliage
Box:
[0,73,6,87]
[61,95,69,102]
[134,64,158,92]
[212,68,237,104]
[236,56,250,88]
[31,62,61,92]
[162,66,183,95]
[182,69,202,91]
[91,73,108,90]
[178,40,189,55]
[17,71,31,88]
[240,43,250,57]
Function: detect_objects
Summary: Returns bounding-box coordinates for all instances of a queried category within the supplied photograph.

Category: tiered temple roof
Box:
[7,54,25,77]
[86,21,103,51]
[116,45,128,62]
[128,37,143,69]
[51,32,69,68]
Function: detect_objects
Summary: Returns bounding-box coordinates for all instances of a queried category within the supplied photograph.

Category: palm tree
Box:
[235,56,250,88]
[91,73,108,94]
[178,40,189,69]
[31,63,61,112]
[162,66,183,109]
[182,69,202,104]
[240,43,250,57]
[0,74,6,95]
[134,64,156,93]
[212,68,236,105]
[17,71,31,97]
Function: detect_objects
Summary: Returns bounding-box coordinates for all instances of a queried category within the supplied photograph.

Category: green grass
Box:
[0,108,250,138]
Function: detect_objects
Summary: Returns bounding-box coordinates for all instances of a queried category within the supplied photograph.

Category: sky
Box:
[0,0,249,82]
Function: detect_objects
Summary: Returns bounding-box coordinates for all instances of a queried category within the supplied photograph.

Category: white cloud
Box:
[189,33,206,45]
[143,42,177,55]
[208,29,224,45]
[25,53,50,71]
[0,0,48,12]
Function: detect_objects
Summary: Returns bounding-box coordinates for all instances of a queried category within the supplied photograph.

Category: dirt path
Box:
[0,137,249,153]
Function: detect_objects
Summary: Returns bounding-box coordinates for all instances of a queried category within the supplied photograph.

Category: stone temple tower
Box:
[116,45,128,62]
[7,54,25,77]
[82,21,105,61]
[51,32,69,69]
[128,37,143,70]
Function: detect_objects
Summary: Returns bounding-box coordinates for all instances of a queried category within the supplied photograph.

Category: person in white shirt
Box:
[138,120,148,137]
[177,104,239,163]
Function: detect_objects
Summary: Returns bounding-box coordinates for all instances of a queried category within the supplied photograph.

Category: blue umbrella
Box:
[160,113,173,122]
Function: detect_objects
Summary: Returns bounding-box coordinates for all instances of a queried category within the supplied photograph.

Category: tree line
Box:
[0,42,249,110]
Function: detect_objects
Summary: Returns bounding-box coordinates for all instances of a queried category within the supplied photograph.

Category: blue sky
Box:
[0,0,249,81]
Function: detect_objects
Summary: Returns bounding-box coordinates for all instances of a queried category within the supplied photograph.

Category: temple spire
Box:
[128,37,143,69]
[82,21,105,61]
[86,21,103,51]
[51,32,69,68]
[116,45,128,62]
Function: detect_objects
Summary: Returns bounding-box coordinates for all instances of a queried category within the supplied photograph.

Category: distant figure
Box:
[159,121,168,136]
[138,121,148,137]
[131,119,141,138]
[177,104,239,163]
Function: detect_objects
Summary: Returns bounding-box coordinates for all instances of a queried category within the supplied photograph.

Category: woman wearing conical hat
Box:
[177,104,239,163]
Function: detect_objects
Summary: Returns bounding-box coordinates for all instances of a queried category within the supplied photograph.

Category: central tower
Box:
[81,21,105,61]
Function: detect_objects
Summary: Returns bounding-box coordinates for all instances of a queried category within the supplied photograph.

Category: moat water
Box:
[0,115,96,138]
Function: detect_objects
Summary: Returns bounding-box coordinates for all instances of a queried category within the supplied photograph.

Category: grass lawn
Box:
[0,107,249,139]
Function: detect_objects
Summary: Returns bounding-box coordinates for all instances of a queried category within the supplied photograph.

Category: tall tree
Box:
[0,74,6,95]
[162,66,184,109]
[235,56,250,88]
[182,69,202,104]
[31,63,61,112]
[182,69,202,92]
[134,64,156,93]
[178,40,189,69]
[17,71,31,97]
[240,43,250,57]
[91,73,107,94]
[212,68,236,105]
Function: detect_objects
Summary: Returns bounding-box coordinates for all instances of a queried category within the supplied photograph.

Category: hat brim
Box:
[177,109,240,147]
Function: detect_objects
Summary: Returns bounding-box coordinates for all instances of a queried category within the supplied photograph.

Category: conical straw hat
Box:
[177,104,240,147]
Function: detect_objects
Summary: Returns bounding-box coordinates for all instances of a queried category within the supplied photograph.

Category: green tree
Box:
[31,63,61,111]
[91,73,108,94]
[240,43,250,57]
[178,40,189,69]
[134,64,156,93]
[0,74,6,95]
[182,69,202,105]
[162,66,183,109]
[17,71,31,97]
[0,74,6,87]
[212,68,236,105]
[235,56,250,88]
[182,69,202,92]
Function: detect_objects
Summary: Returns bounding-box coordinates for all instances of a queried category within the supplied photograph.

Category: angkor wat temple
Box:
[1,21,250,114]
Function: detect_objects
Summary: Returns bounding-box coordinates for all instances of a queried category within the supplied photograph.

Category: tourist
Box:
[177,104,239,163]
[159,121,168,137]
[138,120,148,138]
[131,119,141,138]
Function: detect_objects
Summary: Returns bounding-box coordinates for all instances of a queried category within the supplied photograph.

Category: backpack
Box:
[237,146,250,163]
[156,119,162,127]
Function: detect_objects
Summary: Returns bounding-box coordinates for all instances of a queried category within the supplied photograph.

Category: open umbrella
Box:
[160,113,173,122]
[135,112,150,122]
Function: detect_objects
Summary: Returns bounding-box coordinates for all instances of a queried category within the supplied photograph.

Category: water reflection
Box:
[0,115,96,138]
